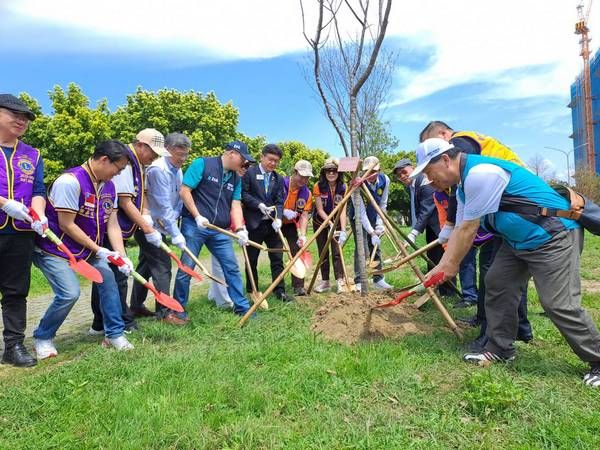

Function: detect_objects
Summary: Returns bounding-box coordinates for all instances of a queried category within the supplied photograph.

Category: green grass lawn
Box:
[2,233,600,449]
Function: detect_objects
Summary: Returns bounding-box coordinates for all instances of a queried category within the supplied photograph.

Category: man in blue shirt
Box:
[130,132,190,325]
[415,138,600,388]
[173,141,255,317]
[0,94,47,367]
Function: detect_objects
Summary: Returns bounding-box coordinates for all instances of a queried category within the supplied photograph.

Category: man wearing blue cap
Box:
[173,141,255,317]
[415,137,600,388]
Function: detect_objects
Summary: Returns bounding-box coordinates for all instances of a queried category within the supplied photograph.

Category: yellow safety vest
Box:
[452,131,525,167]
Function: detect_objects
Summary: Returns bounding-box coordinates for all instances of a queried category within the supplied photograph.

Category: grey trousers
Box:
[484,228,600,363]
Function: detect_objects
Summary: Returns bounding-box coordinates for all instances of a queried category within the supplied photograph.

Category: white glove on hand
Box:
[144,230,163,248]
[142,214,154,227]
[438,224,454,244]
[236,228,249,247]
[1,199,32,222]
[371,234,381,246]
[31,216,48,236]
[195,215,209,229]
[118,256,134,276]
[283,209,298,221]
[406,229,419,244]
[271,218,282,232]
[338,230,347,246]
[297,235,307,248]
[374,224,385,236]
[258,203,275,216]
[171,233,186,249]
[96,247,119,264]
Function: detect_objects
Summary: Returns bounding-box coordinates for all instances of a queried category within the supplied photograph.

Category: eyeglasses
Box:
[242,161,255,169]
[324,168,338,174]
[111,161,128,173]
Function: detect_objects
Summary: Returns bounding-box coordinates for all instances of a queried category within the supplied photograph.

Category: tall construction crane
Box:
[575,0,595,170]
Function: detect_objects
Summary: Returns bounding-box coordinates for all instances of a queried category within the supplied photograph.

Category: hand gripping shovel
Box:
[159,242,203,283]
[181,245,228,287]
[373,272,445,309]
[108,256,184,312]
[29,208,103,283]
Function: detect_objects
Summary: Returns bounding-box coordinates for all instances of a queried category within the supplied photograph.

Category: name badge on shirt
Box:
[256,174,264,180]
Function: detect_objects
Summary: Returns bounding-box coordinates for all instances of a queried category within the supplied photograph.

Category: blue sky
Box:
[1,0,595,180]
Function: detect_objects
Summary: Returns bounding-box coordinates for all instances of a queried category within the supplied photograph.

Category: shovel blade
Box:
[299,250,312,268]
[180,264,204,282]
[290,259,307,279]
[71,260,103,283]
[155,291,184,312]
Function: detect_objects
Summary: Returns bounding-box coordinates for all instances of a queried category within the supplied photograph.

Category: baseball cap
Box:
[294,160,314,177]
[0,94,36,120]
[393,158,413,172]
[225,140,256,163]
[410,138,454,178]
[322,158,339,170]
[362,155,381,171]
[136,128,170,157]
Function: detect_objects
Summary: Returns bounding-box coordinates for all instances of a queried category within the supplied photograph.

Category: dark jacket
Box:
[412,173,440,235]
[241,164,284,231]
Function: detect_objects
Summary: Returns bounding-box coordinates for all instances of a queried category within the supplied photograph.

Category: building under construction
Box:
[570,48,600,173]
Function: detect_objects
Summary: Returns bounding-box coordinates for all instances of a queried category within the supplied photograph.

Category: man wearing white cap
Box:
[348,156,393,290]
[416,137,600,388]
[281,160,314,296]
[90,128,171,335]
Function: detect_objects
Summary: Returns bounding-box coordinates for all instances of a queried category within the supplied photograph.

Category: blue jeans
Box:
[459,247,478,303]
[32,249,125,339]
[173,216,250,315]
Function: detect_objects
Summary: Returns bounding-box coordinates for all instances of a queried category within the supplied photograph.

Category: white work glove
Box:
[374,224,385,236]
[236,227,249,247]
[371,234,381,246]
[142,214,154,227]
[338,230,347,246]
[144,230,163,248]
[438,224,454,244]
[258,203,275,216]
[195,214,209,229]
[30,216,48,236]
[271,218,282,232]
[171,233,186,249]
[1,199,32,222]
[297,235,307,248]
[283,209,298,221]
[96,247,120,264]
[118,256,134,276]
[406,229,419,244]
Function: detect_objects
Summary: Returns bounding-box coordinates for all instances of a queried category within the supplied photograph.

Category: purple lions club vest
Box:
[283,176,311,215]
[0,140,41,231]
[319,182,346,215]
[117,144,144,239]
[37,165,116,261]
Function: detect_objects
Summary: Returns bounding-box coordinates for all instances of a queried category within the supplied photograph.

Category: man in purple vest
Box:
[32,140,136,358]
[90,129,170,334]
[0,94,47,367]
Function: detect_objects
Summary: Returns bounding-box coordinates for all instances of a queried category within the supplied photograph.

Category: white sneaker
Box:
[373,279,393,290]
[88,327,104,336]
[355,283,361,293]
[34,338,58,359]
[103,335,134,351]
[314,281,331,293]
[337,279,345,294]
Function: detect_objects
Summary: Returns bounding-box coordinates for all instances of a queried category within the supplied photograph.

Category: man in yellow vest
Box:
[419,121,532,352]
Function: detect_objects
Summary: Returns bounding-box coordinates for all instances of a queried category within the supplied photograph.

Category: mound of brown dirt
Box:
[311,291,432,345]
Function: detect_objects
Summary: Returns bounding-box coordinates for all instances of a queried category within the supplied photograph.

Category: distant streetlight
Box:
[544,146,575,185]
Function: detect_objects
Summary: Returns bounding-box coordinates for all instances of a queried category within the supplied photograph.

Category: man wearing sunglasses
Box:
[89,128,171,335]
[173,141,255,317]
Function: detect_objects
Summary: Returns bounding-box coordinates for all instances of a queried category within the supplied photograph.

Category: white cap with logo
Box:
[362,155,381,171]
[294,160,314,177]
[136,128,170,157]
[410,138,455,178]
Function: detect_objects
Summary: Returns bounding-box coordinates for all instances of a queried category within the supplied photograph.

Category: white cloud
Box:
[4,0,597,103]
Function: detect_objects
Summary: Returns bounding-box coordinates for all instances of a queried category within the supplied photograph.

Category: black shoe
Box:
[516,333,533,343]
[463,350,515,364]
[584,363,600,387]
[453,300,477,309]
[275,291,294,302]
[130,306,155,318]
[124,323,139,334]
[456,316,481,328]
[294,288,306,297]
[1,343,37,367]
[469,335,488,353]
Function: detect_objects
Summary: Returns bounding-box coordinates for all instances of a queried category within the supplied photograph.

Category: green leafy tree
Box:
[374,149,414,223]
[276,141,329,176]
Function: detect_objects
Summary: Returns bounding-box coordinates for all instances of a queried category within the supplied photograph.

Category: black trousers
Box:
[130,229,172,315]
[281,223,304,290]
[246,221,285,294]
[314,220,344,281]
[90,238,136,330]
[0,233,34,346]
